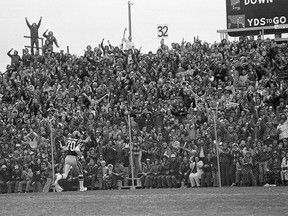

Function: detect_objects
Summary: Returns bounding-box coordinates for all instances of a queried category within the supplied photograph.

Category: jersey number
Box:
[67,140,76,151]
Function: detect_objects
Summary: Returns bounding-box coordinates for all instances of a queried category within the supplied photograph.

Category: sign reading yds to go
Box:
[226,0,288,29]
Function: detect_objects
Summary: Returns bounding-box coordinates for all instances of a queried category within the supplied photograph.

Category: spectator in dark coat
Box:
[7,165,22,193]
[84,158,98,190]
[0,164,11,193]
[157,155,170,188]
[219,143,232,186]
[166,154,180,188]
[179,156,190,188]
[7,49,21,70]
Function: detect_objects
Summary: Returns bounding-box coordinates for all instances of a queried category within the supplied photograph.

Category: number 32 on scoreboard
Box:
[157,24,169,38]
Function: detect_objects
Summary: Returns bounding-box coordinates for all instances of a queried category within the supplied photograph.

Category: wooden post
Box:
[24,36,44,54]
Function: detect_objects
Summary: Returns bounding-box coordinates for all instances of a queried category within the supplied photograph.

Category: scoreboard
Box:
[226,0,288,35]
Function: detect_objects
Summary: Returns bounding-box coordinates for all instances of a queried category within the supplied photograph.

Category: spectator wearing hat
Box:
[166,154,180,188]
[230,143,242,186]
[0,164,11,193]
[157,155,170,188]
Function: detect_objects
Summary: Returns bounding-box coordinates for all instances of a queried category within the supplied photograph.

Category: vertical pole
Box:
[128,1,132,41]
[275,33,282,39]
[225,33,228,40]
[41,38,44,55]
[128,114,135,189]
[67,46,70,54]
[214,103,222,187]
[50,120,56,192]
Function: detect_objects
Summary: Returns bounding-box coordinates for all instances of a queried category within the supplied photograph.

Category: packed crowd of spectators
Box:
[1,32,288,193]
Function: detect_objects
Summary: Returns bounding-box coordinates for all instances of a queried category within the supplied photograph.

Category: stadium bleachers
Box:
[1,35,288,193]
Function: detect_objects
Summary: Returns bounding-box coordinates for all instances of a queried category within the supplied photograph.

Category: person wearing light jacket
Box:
[189,156,203,187]
[18,165,33,193]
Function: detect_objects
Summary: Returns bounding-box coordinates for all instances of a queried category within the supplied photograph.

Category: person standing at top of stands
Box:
[43,29,59,51]
[25,17,42,55]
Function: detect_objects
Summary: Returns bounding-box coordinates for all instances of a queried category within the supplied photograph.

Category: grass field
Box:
[0,187,287,216]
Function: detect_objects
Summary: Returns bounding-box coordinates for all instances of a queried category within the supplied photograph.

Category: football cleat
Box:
[79,187,87,192]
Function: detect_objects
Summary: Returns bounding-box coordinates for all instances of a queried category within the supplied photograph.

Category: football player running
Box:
[54,131,87,192]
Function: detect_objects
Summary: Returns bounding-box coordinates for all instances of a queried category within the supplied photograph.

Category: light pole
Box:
[128,1,133,41]
[213,102,222,187]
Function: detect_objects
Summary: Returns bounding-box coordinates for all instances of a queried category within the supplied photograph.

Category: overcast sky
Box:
[0,0,226,72]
